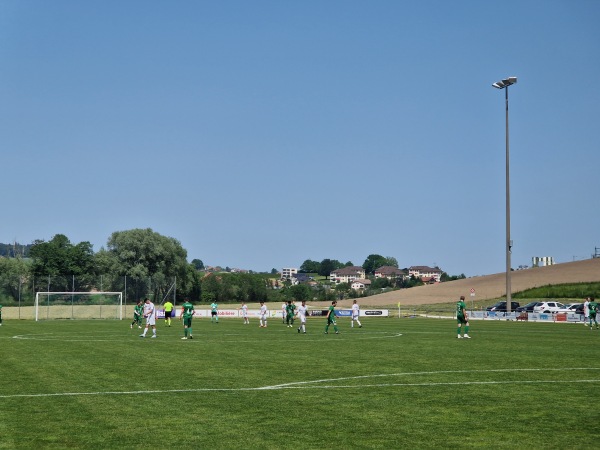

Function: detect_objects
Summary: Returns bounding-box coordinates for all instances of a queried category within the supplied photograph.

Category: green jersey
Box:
[589,302,598,316]
[456,301,466,317]
[286,304,296,316]
[181,301,195,319]
[210,302,218,313]
[134,304,143,318]
[327,305,336,323]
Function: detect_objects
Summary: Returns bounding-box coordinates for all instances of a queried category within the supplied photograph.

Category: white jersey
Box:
[584,301,590,317]
[352,303,360,318]
[297,304,307,322]
[260,304,268,319]
[144,302,156,325]
[281,303,287,317]
[241,304,248,317]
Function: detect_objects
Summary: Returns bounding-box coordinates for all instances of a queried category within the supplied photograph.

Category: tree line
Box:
[0,230,464,306]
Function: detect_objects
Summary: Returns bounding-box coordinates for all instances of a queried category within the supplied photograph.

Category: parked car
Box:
[486,301,520,312]
[515,301,541,313]
[556,303,584,314]
[533,301,566,314]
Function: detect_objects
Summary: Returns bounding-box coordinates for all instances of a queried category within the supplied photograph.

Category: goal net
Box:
[34,292,123,321]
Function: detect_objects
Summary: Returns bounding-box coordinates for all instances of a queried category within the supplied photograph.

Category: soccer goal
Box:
[34,292,123,321]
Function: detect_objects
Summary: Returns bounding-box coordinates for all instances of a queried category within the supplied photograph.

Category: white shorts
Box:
[299,315,306,324]
[146,316,156,326]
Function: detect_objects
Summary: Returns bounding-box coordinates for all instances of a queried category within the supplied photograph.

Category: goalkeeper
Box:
[180,298,195,339]
[130,300,143,329]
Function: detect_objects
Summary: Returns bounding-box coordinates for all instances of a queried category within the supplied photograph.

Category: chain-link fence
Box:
[0,273,177,316]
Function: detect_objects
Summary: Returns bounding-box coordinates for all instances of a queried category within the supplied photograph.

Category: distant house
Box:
[374,266,408,280]
[409,266,442,283]
[351,279,371,290]
[420,276,437,285]
[330,266,366,285]
[291,273,312,285]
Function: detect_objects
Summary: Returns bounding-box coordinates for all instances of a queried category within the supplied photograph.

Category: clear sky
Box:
[1,1,599,277]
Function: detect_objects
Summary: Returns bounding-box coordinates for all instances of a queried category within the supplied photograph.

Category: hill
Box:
[335,258,600,308]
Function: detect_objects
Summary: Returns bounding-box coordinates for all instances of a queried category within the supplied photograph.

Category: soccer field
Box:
[0,316,594,449]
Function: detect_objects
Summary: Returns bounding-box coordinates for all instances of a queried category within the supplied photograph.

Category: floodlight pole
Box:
[493,77,517,313]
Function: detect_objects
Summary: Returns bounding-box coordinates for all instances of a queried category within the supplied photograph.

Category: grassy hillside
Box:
[340,258,600,308]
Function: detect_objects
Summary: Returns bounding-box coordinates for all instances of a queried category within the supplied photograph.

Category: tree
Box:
[0,256,30,301]
[287,284,311,302]
[29,234,96,291]
[318,259,344,278]
[399,275,424,289]
[299,259,320,273]
[191,259,204,270]
[200,273,220,303]
[384,256,399,268]
[440,272,467,282]
[362,254,388,275]
[105,228,188,302]
[334,282,351,299]
[372,277,391,289]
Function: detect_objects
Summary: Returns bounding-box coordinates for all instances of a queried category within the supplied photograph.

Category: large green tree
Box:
[0,256,30,301]
[286,284,312,302]
[191,259,204,270]
[29,234,96,291]
[104,228,188,302]
[299,259,321,273]
[362,254,395,275]
[318,259,344,277]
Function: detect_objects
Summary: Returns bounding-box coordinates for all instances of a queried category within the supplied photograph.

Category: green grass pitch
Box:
[0,316,595,449]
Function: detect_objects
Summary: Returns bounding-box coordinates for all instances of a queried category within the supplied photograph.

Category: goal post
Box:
[34,292,123,321]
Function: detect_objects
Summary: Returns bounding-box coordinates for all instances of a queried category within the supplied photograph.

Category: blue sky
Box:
[1,1,599,276]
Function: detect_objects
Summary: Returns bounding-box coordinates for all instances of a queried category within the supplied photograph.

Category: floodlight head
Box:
[492,76,517,89]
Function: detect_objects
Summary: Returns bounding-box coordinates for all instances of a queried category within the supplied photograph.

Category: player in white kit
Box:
[259,301,268,328]
[297,300,308,334]
[140,298,157,338]
[351,299,362,328]
[239,302,249,324]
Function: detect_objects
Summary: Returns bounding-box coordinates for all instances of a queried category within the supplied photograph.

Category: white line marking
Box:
[10,331,403,342]
[0,367,598,399]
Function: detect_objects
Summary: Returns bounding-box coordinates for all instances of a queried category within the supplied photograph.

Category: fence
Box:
[0,274,177,310]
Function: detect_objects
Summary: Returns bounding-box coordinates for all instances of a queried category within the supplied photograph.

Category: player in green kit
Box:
[456,295,471,338]
[210,302,219,323]
[588,297,598,330]
[286,300,296,327]
[131,300,143,329]
[180,298,195,339]
[324,301,339,334]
